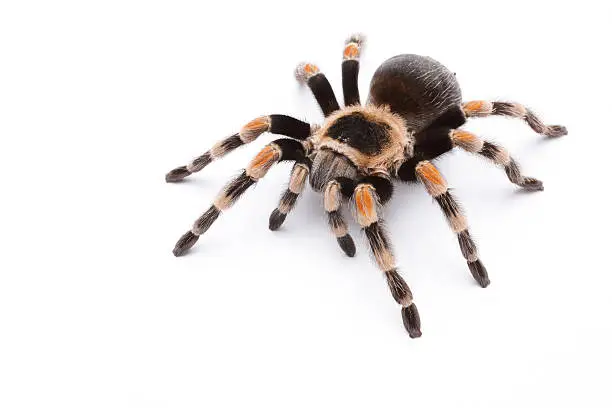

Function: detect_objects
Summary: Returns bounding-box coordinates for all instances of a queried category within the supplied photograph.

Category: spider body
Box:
[166,34,567,338]
[310,105,411,186]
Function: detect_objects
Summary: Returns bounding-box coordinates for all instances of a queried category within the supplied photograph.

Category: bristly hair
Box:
[313,104,413,171]
[345,33,366,47]
[294,62,319,85]
[385,268,412,306]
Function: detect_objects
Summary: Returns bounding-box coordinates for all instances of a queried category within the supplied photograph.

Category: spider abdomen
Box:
[368,54,462,131]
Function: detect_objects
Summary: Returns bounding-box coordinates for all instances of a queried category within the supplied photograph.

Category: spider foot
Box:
[345,33,366,47]
[544,125,567,138]
[173,231,199,256]
[336,234,356,257]
[468,259,490,288]
[294,62,320,85]
[268,209,287,231]
[401,303,422,338]
[166,166,191,183]
[343,33,366,61]
[520,177,544,191]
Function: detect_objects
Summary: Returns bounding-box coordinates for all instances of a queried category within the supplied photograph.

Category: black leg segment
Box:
[295,63,340,116]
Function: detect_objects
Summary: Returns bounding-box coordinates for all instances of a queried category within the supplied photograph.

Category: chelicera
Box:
[166,34,567,338]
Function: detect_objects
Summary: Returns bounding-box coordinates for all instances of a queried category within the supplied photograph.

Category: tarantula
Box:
[166,34,566,338]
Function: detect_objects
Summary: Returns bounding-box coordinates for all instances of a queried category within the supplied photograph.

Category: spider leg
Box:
[323,178,357,257]
[398,116,545,191]
[165,115,311,182]
[395,109,466,183]
[351,175,421,338]
[295,63,340,116]
[341,33,365,106]
[462,100,567,137]
[406,160,490,288]
[172,139,306,256]
[269,159,311,231]
[450,129,544,190]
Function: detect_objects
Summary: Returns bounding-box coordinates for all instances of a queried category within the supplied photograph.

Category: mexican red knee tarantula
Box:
[166,34,567,338]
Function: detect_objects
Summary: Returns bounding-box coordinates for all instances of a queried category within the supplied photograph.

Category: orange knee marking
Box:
[242,116,270,133]
[463,100,486,112]
[355,186,376,222]
[250,145,277,169]
[451,129,484,153]
[416,162,444,185]
[247,145,280,179]
[463,100,493,116]
[344,43,359,59]
[452,129,477,143]
[240,116,271,143]
[303,63,319,76]
[416,161,447,197]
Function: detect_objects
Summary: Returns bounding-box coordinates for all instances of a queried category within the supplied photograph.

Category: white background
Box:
[1,1,611,407]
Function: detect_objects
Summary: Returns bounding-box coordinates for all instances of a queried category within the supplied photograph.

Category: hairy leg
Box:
[402,160,490,288]
[341,33,365,106]
[323,179,357,257]
[295,63,340,116]
[166,115,311,182]
[463,100,567,137]
[352,176,421,338]
[451,129,543,190]
[172,139,306,256]
[269,159,311,230]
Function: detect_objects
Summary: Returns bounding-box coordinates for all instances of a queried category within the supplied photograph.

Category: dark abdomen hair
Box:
[368,54,462,131]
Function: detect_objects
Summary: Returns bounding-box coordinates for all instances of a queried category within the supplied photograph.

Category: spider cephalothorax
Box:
[166,34,567,338]
[313,105,413,172]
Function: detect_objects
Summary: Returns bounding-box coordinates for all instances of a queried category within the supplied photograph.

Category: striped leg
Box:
[269,160,311,231]
[352,180,421,338]
[172,139,306,256]
[462,100,567,137]
[165,115,311,182]
[295,63,340,116]
[341,33,365,106]
[323,179,356,257]
[415,161,490,288]
[451,129,544,191]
